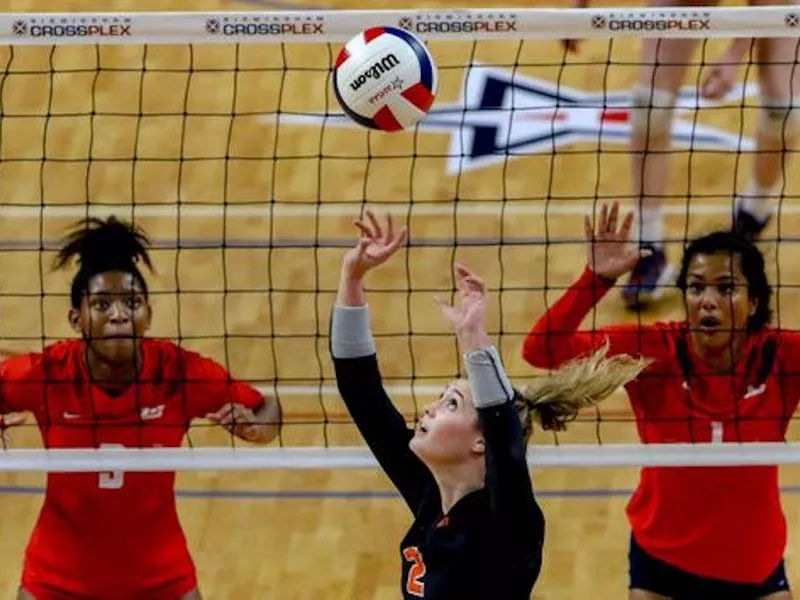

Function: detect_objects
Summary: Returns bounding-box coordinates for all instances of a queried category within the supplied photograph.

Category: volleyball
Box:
[333,26,438,132]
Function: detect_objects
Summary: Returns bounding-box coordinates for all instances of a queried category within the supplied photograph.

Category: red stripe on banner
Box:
[363,27,385,43]
[334,48,350,69]
[373,106,403,131]
[601,109,629,123]
[401,82,435,112]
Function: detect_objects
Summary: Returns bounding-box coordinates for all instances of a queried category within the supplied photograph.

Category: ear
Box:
[68,308,82,335]
[471,435,485,456]
[749,296,758,318]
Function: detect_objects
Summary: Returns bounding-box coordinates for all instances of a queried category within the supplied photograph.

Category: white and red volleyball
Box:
[333,26,438,132]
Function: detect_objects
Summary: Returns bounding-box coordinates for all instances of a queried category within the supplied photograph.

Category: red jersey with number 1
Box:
[523,267,800,584]
[0,339,263,600]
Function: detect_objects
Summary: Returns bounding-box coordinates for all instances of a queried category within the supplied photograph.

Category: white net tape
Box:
[0,7,795,46]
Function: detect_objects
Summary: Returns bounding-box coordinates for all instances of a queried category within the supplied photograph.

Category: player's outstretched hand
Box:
[341,210,408,281]
[701,38,749,100]
[0,412,28,447]
[206,403,266,444]
[435,263,492,352]
[585,202,651,281]
[701,61,738,100]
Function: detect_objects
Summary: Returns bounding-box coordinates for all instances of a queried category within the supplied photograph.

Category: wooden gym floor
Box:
[1,0,800,598]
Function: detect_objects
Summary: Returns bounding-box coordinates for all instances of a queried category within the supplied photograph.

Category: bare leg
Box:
[754,38,798,187]
[631,0,720,248]
[733,36,800,238]
[631,37,698,240]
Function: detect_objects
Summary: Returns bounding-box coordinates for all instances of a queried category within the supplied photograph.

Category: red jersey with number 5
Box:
[0,339,263,600]
[523,267,800,585]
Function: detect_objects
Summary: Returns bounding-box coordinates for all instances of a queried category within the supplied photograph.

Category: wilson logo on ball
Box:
[333,26,438,132]
[350,53,401,91]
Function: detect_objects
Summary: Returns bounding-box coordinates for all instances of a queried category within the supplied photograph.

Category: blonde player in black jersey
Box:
[330,210,649,599]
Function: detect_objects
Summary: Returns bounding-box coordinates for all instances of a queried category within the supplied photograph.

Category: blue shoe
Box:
[621,246,676,310]
[733,205,771,241]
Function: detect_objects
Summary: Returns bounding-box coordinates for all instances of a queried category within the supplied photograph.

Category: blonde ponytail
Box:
[514,343,652,440]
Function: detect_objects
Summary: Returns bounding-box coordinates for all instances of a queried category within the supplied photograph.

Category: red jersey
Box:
[523,266,800,584]
[0,338,263,600]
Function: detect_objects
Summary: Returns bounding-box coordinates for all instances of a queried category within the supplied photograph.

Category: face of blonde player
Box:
[70,271,153,365]
[409,379,485,465]
[684,252,756,355]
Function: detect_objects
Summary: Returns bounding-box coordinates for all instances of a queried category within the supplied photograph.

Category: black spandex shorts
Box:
[629,534,789,600]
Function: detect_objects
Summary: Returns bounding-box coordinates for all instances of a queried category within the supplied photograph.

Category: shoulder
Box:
[3,340,81,379]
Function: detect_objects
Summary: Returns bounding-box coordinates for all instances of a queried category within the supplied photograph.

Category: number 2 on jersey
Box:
[97,443,125,489]
[402,546,426,597]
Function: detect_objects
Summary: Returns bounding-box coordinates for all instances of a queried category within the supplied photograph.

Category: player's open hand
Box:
[0,412,28,447]
[585,202,651,280]
[701,61,739,100]
[341,210,408,281]
[206,403,264,444]
[435,264,492,351]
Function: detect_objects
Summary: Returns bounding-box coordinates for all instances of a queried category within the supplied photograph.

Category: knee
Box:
[630,86,676,148]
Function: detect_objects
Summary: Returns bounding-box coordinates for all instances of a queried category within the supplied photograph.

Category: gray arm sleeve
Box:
[463,346,515,409]
[331,305,376,359]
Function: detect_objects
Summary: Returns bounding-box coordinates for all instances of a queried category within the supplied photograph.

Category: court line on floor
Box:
[0,202,798,219]
[1,484,800,499]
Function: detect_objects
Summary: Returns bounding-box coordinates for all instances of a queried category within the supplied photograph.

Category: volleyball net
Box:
[0,7,799,471]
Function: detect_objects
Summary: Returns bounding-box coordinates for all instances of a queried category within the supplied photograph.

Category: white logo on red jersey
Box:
[62,412,81,419]
[140,405,165,420]
[744,384,766,399]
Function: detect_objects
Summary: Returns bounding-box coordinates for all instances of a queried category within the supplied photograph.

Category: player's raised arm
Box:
[523,202,667,369]
[330,211,434,512]
[437,264,649,558]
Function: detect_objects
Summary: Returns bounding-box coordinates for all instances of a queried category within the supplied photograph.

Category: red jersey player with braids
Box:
[1,217,281,600]
[523,202,794,599]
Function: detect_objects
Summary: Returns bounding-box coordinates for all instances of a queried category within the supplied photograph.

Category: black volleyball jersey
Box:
[333,353,544,600]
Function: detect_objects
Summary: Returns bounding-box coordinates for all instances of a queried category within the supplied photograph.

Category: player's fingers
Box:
[217,413,235,426]
[433,295,449,308]
[599,203,608,237]
[353,221,375,241]
[209,403,234,420]
[584,215,593,243]
[464,272,485,292]
[619,210,635,241]
[366,210,383,240]
[2,414,27,427]
[433,296,457,321]
[454,263,481,284]
[607,201,619,234]
[385,212,395,242]
[384,227,408,255]
[701,73,722,99]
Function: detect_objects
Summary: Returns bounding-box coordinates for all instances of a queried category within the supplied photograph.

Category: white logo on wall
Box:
[276,65,756,175]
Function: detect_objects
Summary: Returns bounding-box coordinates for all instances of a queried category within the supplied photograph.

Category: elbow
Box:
[521,329,555,369]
